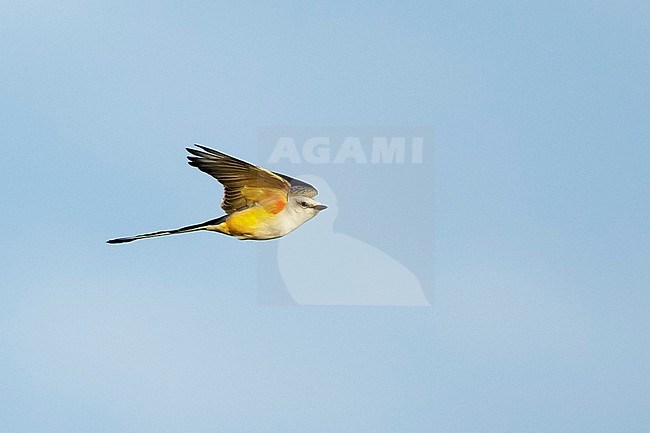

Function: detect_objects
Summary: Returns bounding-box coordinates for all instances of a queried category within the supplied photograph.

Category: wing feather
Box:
[187,145,291,214]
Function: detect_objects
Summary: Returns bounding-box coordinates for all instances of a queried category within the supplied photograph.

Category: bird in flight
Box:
[107,145,327,244]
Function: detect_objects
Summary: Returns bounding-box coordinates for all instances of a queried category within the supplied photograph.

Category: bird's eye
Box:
[300,201,308,207]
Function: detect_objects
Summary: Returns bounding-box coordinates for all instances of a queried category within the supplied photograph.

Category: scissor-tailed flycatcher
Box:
[107,145,327,244]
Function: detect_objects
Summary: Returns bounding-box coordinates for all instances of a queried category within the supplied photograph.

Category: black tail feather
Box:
[107,216,227,244]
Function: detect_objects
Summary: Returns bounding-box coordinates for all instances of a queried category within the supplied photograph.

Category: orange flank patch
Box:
[266,197,286,214]
[225,207,275,237]
[241,187,287,214]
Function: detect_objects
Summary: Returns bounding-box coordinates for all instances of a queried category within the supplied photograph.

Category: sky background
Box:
[1,1,649,432]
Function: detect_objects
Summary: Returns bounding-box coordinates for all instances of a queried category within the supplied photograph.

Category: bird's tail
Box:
[107,215,227,244]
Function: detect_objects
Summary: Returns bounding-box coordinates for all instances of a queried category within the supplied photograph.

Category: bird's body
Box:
[217,203,311,240]
[107,145,327,244]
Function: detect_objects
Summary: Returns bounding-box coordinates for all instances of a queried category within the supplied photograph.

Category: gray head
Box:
[272,176,327,227]
[286,188,327,225]
[287,193,327,214]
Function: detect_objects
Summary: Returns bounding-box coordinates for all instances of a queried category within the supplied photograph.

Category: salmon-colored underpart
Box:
[241,187,287,214]
[268,197,286,214]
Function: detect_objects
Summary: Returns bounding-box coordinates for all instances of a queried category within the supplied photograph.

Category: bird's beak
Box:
[314,204,328,211]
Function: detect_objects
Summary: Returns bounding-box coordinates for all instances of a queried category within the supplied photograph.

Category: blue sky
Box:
[1,2,649,432]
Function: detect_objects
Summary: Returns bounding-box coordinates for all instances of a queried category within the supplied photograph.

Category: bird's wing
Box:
[187,145,291,214]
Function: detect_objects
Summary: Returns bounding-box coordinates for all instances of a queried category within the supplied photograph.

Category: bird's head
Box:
[287,195,327,222]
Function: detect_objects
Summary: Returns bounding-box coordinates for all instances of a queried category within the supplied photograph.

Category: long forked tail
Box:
[107,216,227,244]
